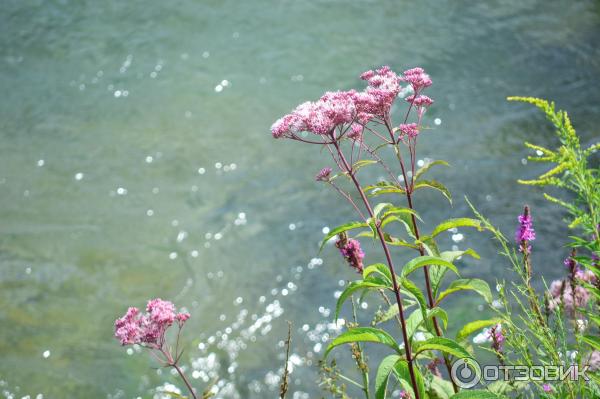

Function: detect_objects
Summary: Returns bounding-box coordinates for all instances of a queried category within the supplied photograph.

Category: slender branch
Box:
[332,139,421,399]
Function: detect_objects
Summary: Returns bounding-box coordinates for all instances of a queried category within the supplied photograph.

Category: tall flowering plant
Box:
[468,98,600,398]
[271,67,493,399]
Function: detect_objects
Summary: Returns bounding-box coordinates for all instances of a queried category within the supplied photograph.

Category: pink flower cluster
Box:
[271,66,431,139]
[336,238,365,273]
[398,123,419,139]
[547,280,591,316]
[401,67,432,92]
[515,211,535,244]
[488,324,505,352]
[114,298,190,346]
[315,167,332,181]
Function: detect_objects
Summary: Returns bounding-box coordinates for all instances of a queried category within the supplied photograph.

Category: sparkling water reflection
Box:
[1,0,600,397]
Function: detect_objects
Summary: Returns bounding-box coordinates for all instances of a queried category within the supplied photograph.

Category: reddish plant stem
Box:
[384,117,458,393]
[161,348,198,399]
[332,138,421,399]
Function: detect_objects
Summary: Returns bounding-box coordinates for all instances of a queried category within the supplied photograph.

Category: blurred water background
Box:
[1,0,600,398]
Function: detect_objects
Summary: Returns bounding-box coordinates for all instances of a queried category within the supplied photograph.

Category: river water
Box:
[1,1,599,398]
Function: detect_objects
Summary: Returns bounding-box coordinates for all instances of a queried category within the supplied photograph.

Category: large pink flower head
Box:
[401,67,432,92]
[271,91,357,138]
[358,66,402,118]
[114,298,190,347]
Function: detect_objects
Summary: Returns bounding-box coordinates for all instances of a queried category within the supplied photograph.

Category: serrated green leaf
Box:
[401,256,458,279]
[429,218,482,239]
[414,337,472,360]
[415,160,450,181]
[335,280,389,320]
[437,279,493,304]
[325,327,400,358]
[363,263,393,284]
[414,179,452,204]
[456,319,503,342]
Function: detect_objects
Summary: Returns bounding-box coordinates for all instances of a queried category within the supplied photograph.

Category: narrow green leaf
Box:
[392,359,426,399]
[401,256,458,279]
[582,335,600,351]
[414,179,452,204]
[373,202,393,218]
[437,279,493,304]
[363,263,393,284]
[335,280,389,320]
[320,221,368,251]
[429,218,482,239]
[415,160,450,181]
[375,355,401,399]
[456,319,503,342]
[414,337,473,360]
[353,159,378,172]
[325,327,400,358]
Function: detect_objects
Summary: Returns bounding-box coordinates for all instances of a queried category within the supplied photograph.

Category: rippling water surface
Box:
[1,1,600,397]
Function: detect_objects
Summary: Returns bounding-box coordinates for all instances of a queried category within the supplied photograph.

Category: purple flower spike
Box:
[516,205,535,253]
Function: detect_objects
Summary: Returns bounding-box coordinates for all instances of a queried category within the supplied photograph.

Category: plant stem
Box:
[333,139,420,399]
[385,118,458,393]
[172,363,198,399]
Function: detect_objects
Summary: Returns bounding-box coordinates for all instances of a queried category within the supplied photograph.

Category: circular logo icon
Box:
[451,358,481,389]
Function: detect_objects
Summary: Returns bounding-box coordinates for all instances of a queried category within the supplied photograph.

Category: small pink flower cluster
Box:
[114,298,190,346]
[398,123,419,139]
[336,238,365,273]
[516,207,535,253]
[315,167,332,181]
[271,66,431,140]
[488,324,505,352]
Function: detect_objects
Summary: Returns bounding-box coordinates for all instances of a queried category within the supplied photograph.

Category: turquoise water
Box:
[1,1,599,397]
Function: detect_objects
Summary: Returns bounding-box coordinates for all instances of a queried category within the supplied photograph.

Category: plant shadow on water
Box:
[0,0,600,398]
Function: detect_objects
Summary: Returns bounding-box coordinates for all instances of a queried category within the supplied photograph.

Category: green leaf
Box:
[381,206,420,222]
[366,182,406,197]
[429,218,482,239]
[375,355,402,399]
[335,280,389,320]
[320,221,368,251]
[324,327,400,358]
[439,249,481,262]
[414,179,452,204]
[401,256,458,279]
[382,231,419,249]
[415,160,450,181]
[401,278,428,320]
[373,202,393,218]
[427,307,449,330]
[353,159,378,172]
[393,359,426,399]
[450,390,504,399]
[456,319,503,342]
[363,263,393,285]
[437,279,493,304]
[414,337,473,360]
[429,375,455,399]
[582,335,600,351]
